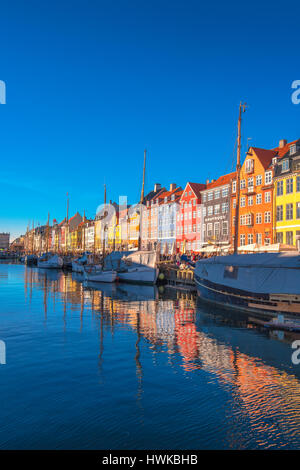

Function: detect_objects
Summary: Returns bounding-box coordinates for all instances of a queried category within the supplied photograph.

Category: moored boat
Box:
[37,253,63,269]
[195,252,300,317]
[83,265,117,283]
[106,250,159,285]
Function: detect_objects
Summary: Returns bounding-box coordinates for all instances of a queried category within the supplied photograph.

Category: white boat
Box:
[37,253,63,269]
[195,252,300,316]
[115,251,159,285]
[83,265,117,283]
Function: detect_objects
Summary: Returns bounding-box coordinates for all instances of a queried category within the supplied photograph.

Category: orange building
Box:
[231,146,277,249]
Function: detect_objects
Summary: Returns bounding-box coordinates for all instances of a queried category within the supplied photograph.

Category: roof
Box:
[204,172,236,190]
[249,147,277,169]
[187,182,206,198]
[272,139,299,158]
[157,186,183,204]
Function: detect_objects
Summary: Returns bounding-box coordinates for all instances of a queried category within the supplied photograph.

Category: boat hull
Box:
[117,268,159,285]
[71,261,84,273]
[37,256,63,269]
[195,274,300,317]
[83,270,117,283]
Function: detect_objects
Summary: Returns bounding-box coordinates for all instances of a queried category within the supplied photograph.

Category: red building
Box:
[176,182,206,254]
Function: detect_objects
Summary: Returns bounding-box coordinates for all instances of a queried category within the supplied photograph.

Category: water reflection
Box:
[18,266,300,448]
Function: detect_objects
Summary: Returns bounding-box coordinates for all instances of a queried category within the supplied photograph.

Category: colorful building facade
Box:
[273,139,300,247]
[176,182,206,254]
[232,147,276,249]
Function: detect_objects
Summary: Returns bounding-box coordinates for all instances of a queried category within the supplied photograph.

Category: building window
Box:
[240,215,245,226]
[202,194,207,202]
[282,159,289,171]
[256,175,262,186]
[248,196,253,206]
[207,223,213,237]
[286,178,293,194]
[265,238,270,246]
[240,179,246,189]
[265,171,272,185]
[248,177,254,187]
[241,197,246,207]
[214,190,220,199]
[276,205,283,221]
[286,203,293,220]
[208,206,213,216]
[256,213,262,224]
[193,199,197,206]
[290,144,297,155]
[276,232,283,243]
[297,176,300,192]
[208,191,213,201]
[232,181,236,193]
[193,211,196,218]
[264,191,271,203]
[264,211,271,223]
[222,202,229,213]
[214,204,220,215]
[256,233,262,244]
[222,221,228,236]
[248,234,253,244]
[297,202,300,219]
[256,194,262,204]
[240,234,246,246]
[222,187,229,197]
[233,198,236,208]
[277,180,283,196]
[245,159,254,173]
[192,224,196,232]
[214,222,220,238]
[286,231,293,246]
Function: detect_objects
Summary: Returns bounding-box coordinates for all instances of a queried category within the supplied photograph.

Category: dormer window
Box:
[272,157,277,165]
[171,194,175,201]
[290,144,297,155]
[282,159,289,171]
[164,196,168,203]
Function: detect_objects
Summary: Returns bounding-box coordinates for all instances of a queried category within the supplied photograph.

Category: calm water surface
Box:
[1,263,300,449]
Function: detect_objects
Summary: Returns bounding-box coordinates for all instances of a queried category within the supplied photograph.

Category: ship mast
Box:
[138,149,146,250]
[46,212,50,252]
[233,102,246,254]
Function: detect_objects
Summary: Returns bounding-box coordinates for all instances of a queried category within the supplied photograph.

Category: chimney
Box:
[154,183,161,192]
[206,179,209,185]
[279,139,287,149]
[169,183,176,191]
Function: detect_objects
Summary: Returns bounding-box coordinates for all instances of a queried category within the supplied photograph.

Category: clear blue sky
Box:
[0,0,299,240]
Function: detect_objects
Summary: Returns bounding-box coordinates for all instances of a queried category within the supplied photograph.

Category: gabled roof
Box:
[188,182,206,198]
[249,147,277,170]
[157,186,183,204]
[272,139,299,158]
[204,172,236,190]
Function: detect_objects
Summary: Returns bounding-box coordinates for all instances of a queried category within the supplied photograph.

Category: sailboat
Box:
[195,103,300,317]
[37,213,63,269]
[104,150,159,285]
[83,186,117,283]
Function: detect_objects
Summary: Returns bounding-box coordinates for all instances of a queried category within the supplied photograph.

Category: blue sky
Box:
[0,0,299,240]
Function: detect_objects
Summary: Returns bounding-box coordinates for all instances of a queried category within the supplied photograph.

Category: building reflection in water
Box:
[23,266,300,442]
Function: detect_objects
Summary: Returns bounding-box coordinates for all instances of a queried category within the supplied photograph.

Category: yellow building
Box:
[273,139,300,247]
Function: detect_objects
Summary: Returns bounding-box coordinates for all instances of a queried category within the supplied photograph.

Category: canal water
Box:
[1,262,300,450]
